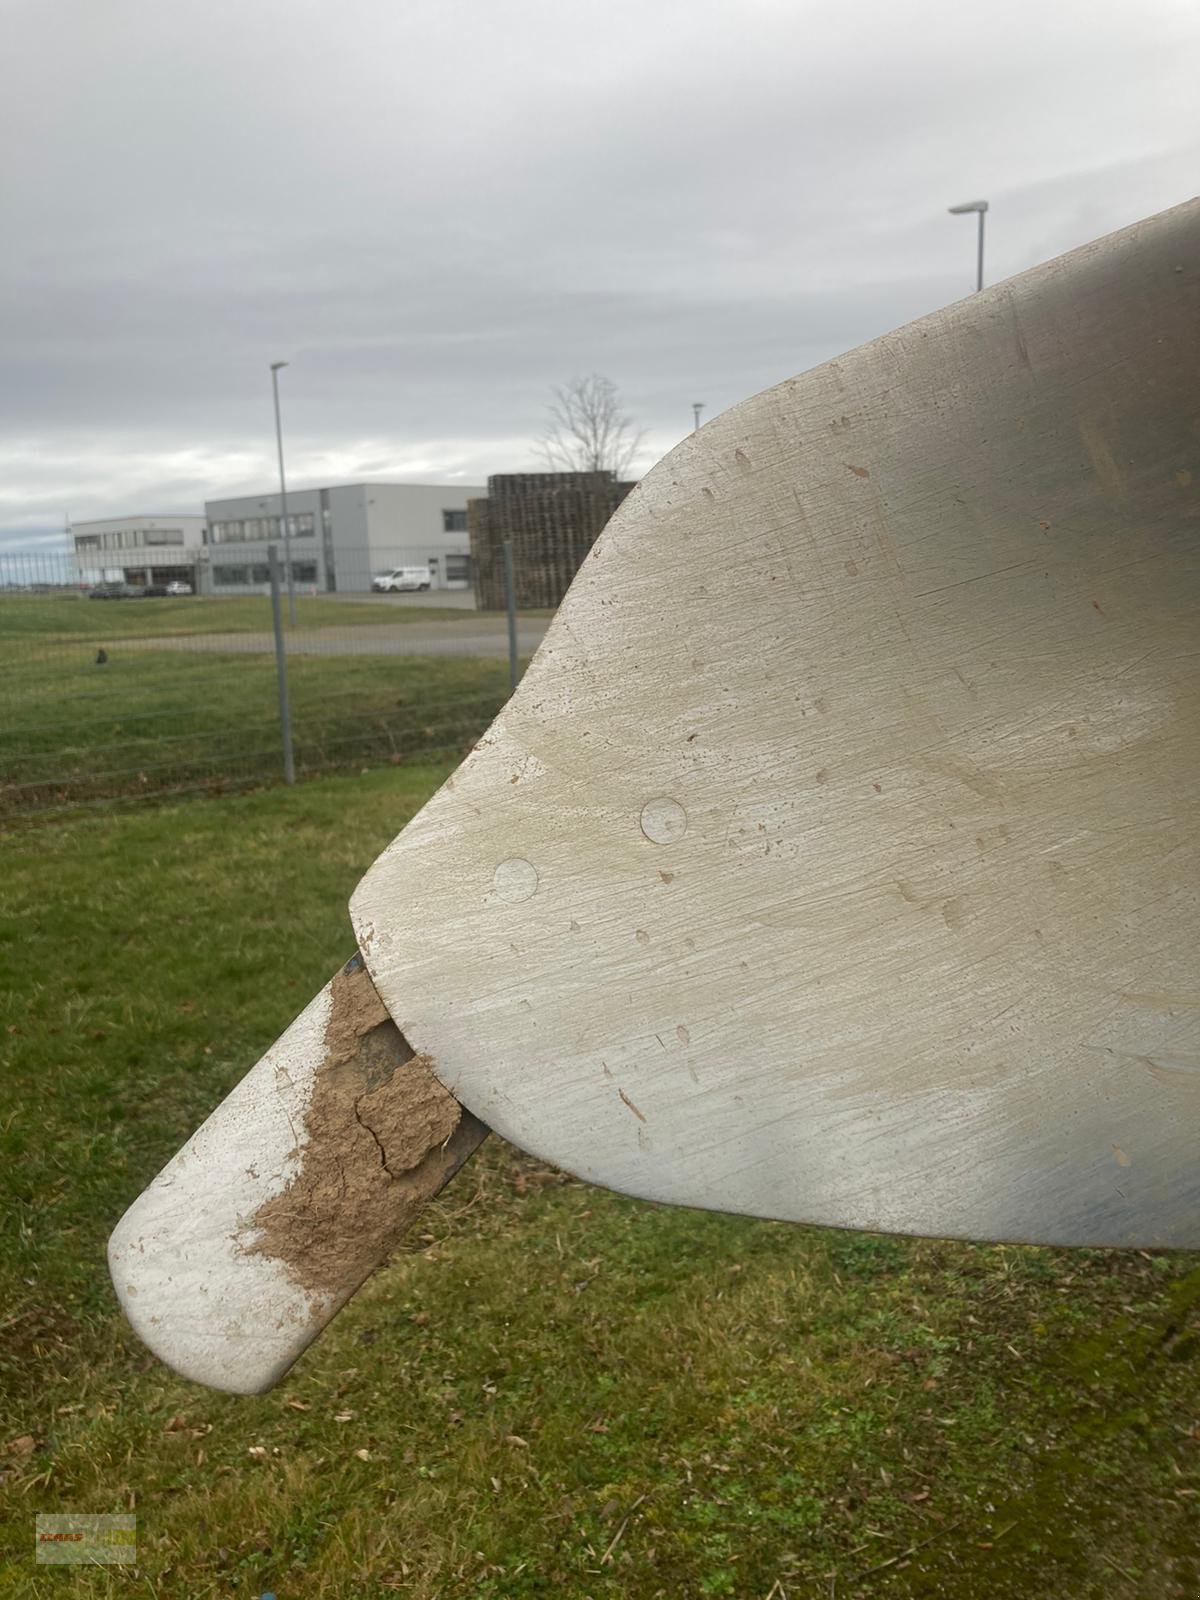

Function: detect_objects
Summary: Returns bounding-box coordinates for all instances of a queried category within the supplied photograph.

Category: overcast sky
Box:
[2,0,1196,549]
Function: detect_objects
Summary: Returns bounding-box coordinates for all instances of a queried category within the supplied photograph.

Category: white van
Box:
[372,566,432,593]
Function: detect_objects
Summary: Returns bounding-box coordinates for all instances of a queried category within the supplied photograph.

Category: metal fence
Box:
[0,545,542,821]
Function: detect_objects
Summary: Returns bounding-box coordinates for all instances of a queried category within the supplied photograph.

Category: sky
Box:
[1,0,1197,550]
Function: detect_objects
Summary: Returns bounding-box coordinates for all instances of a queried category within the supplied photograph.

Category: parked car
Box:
[164,579,193,596]
[141,584,169,597]
[372,566,432,592]
[88,582,140,599]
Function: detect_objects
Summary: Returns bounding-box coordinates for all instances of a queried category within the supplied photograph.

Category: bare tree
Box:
[534,373,646,478]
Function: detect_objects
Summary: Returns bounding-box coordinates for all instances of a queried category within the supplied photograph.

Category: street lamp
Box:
[692,402,705,433]
[269,361,296,625]
[948,199,988,292]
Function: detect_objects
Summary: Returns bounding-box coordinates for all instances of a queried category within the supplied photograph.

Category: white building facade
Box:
[71,515,208,586]
[203,482,485,594]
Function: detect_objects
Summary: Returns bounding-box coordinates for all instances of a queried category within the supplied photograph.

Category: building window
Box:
[75,535,101,549]
[210,513,315,543]
[144,529,184,545]
[442,509,468,532]
[211,561,316,586]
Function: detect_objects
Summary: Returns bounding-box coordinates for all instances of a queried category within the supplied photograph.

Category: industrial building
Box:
[468,472,636,610]
[71,515,208,587]
[203,482,485,595]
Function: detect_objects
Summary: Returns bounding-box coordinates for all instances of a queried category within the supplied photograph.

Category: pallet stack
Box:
[469,472,636,611]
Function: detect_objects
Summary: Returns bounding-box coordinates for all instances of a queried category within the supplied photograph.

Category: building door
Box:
[446,554,471,588]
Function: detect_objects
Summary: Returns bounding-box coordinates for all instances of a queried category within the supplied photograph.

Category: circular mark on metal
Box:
[640,797,687,845]
[493,857,538,903]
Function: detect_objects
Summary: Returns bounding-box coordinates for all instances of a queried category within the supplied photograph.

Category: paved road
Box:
[313,588,479,611]
[125,616,551,658]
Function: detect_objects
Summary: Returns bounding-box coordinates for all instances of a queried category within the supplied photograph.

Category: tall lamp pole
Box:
[692,402,705,432]
[948,199,988,292]
[269,361,296,625]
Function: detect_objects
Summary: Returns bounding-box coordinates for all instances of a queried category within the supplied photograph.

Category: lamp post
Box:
[692,402,705,433]
[948,199,988,292]
[269,361,296,625]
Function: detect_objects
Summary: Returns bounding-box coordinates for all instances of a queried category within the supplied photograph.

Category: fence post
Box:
[267,544,296,785]
[502,538,518,694]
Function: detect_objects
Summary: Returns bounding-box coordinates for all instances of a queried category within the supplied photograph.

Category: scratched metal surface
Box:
[109,984,338,1393]
[354,199,1200,1247]
[108,974,489,1393]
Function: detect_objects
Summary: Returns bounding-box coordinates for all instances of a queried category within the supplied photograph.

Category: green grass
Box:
[1,648,511,814]
[1,770,1198,1597]
[0,596,525,814]
[0,595,472,641]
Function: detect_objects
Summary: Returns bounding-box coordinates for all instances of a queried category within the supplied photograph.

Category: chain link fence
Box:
[0,547,547,821]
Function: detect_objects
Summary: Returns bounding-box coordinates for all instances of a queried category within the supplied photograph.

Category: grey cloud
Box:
[2,0,1197,547]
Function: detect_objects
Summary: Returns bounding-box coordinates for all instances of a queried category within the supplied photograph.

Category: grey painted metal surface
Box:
[109,967,488,1392]
[269,362,297,626]
[267,544,295,785]
[111,200,1200,1396]
[354,199,1200,1249]
[948,198,988,290]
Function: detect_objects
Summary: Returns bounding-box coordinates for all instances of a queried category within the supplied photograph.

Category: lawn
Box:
[0,596,520,815]
[0,595,472,642]
[1,768,1197,1597]
[0,648,511,815]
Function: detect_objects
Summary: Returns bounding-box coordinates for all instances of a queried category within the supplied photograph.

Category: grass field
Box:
[1,768,1198,1598]
[0,597,517,815]
[0,595,472,641]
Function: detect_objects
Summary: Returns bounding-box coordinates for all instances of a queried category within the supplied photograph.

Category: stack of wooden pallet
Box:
[468,471,635,609]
